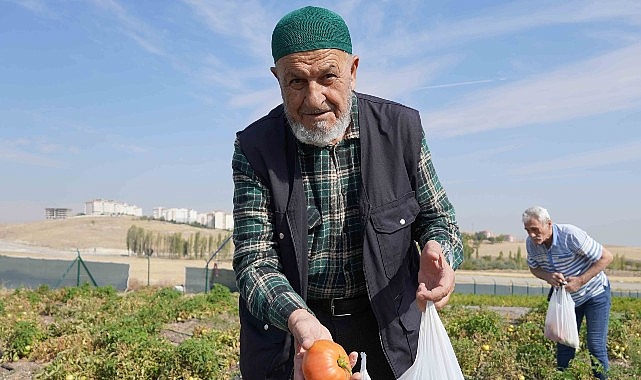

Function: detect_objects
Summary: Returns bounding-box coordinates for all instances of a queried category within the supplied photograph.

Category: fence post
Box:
[76,250,81,286]
[205,234,233,293]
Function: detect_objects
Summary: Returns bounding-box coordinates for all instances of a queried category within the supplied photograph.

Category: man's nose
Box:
[306,81,326,107]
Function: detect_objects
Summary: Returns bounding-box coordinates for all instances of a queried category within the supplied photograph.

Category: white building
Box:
[196,212,210,226]
[225,213,234,230]
[193,210,234,229]
[45,208,73,219]
[153,207,198,224]
[154,206,233,229]
[85,199,142,217]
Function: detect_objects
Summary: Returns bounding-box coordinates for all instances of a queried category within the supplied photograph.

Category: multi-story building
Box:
[85,199,142,217]
[153,207,198,224]
[45,208,73,219]
[224,213,234,230]
[196,212,210,226]
[193,210,233,230]
[155,207,233,229]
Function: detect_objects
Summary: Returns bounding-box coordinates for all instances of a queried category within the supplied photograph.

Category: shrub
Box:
[5,320,45,360]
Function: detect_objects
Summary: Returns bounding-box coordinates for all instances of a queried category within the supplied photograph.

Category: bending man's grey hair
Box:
[522,206,551,225]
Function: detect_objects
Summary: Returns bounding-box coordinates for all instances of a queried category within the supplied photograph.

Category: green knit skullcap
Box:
[271,6,352,63]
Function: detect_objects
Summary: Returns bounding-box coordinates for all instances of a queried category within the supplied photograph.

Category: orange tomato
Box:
[302,340,352,380]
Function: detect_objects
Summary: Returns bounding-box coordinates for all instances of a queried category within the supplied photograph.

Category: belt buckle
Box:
[330,297,351,317]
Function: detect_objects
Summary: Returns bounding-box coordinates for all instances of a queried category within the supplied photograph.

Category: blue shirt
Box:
[526,224,608,306]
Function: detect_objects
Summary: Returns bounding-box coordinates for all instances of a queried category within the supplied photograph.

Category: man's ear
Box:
[350,55,359,90]
[270,66,279,80]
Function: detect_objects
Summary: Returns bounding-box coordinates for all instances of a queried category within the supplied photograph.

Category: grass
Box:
[1,286,640,379]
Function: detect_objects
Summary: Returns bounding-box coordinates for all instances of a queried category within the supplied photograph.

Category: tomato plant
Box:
[302,339,352,380]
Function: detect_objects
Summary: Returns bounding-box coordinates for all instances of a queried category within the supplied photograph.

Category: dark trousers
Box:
[311,305,396,379]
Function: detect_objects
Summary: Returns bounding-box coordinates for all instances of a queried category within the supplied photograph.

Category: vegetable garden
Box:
[1,285,640,379]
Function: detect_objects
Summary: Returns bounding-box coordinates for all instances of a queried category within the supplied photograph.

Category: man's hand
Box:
[564,276,583,293]
[289,310,363,379]
[546,271,567,287]
[288,309,332,351]
[416,240,455,311]
[289,309,331,380]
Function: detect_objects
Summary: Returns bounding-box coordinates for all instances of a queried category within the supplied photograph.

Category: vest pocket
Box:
[370,192,420,278]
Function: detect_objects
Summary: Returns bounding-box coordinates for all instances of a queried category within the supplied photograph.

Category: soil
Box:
[0,361,42,380]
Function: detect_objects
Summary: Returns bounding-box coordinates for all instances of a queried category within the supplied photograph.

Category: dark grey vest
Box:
[236,92,423,379]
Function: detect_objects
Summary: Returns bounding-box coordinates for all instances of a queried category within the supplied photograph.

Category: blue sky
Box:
[1,0,640,246]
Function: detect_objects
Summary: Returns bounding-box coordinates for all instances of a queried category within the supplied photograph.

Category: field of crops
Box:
[1,285,640,379]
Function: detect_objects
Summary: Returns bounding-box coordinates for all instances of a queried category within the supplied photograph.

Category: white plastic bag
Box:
[398,301,465,380]
[359,351,371,380]
[544,286,580,349]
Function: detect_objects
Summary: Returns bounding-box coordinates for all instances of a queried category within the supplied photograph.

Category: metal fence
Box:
[192,269,641,298]
[0,254,129,291]
[455,278,641,298]
[2,254,639,299]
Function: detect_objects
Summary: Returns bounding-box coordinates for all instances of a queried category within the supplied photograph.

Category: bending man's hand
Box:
[416,240,455,311]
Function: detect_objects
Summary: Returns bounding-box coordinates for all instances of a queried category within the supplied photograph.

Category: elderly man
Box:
[232,6,463,379]
[523,206,613,379]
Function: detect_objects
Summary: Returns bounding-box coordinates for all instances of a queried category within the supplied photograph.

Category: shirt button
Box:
[279,233,284,239]
[400,218,406,225]
[264,324,269,331]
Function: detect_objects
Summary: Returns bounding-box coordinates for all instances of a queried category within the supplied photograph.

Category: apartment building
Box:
[45,208,73,219]
[85,199,142,217]
[195,210,234,230]
[153,207,198,224]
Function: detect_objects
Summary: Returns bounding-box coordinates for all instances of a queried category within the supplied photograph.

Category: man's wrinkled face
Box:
[524,217,553,246]
[271,49,358,146]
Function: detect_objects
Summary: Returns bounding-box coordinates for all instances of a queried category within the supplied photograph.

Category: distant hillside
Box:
[0,215,231,251]
[471,239,641,262]
[1,217,639,262]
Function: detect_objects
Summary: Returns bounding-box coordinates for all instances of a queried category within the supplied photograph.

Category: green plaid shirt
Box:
[232,95,462,331]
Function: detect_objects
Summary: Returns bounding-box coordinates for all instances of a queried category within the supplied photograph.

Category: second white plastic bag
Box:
[397,301,464,380]
[544,286,580,349]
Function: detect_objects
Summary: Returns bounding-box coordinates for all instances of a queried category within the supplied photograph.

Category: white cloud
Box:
[182,0,273,59]
[90,0,166,56]
[367,0,641,59]
[422,44,641,138]
[0,145,66,168]
[512,140,641,175]
[357,55,457,100]
[112,143,148,154]
[7,0,58,19]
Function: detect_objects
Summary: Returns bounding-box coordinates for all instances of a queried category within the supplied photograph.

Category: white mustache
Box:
[302,108,332,115]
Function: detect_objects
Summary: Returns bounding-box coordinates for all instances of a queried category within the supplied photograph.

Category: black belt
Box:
[307,295,370,317]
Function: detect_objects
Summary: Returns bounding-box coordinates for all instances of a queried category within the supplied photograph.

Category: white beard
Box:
[285,93,353,147]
